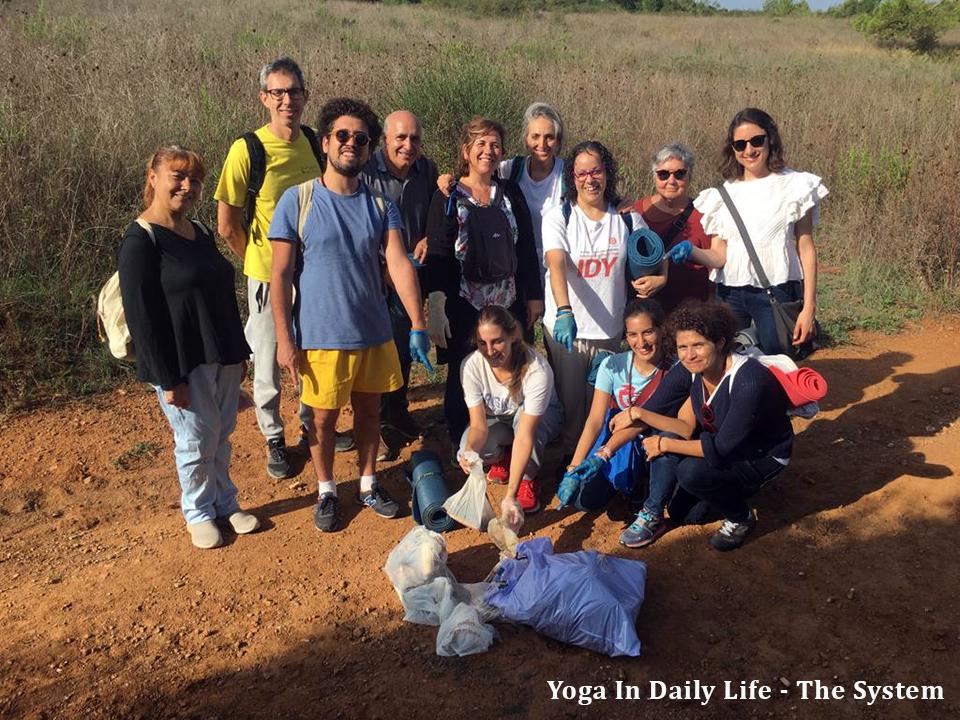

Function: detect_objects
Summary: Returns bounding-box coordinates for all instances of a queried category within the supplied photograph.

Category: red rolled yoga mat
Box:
[767,365,828,407]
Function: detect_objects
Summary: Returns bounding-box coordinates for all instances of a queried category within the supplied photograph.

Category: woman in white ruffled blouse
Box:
[672,108,828,355]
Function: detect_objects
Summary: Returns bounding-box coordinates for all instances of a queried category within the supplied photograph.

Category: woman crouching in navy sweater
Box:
[619,300,793,551]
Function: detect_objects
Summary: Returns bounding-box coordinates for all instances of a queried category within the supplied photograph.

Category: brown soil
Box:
[1,320,958,720]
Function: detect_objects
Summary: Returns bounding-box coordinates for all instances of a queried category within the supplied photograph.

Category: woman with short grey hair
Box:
[630,142,713,315]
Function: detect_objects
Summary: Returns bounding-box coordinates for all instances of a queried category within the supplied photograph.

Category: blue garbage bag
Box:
[483,537,647,657]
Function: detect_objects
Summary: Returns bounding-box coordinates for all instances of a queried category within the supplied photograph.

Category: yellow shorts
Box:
[300,341,403,410]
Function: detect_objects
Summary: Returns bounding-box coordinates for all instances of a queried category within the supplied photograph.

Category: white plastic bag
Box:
[436,602,499,657]
[401,576,467,626]
[383,526,454,599]
[443,460,495,531]
[487,517,520,559]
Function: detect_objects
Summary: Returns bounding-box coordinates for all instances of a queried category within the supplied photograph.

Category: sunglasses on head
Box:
[655,168,688,181]
[731,134,767,152]
[331,129,370,148]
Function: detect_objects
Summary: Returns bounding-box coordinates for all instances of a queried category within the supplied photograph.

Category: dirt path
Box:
[1,319,958,720]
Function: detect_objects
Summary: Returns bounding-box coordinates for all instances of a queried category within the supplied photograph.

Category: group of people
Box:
[117,55,828,552]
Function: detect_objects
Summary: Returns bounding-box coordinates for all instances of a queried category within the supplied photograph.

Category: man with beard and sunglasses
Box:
[268,98,432,533]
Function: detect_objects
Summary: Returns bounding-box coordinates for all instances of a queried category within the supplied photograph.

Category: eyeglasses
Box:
[330,129,370,148]
[573,168,604,181]
[265,87,304,100]
[731,134,767,152]
[655,168,688,181]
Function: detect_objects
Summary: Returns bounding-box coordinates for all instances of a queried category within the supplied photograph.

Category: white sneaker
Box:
[227,511,260,535]
[187,520,223,549]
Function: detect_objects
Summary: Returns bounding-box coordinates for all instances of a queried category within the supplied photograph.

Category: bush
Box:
[383,44,526,173]
[827,0,881,18]
[762,0,810,15]
[855,0,952,52]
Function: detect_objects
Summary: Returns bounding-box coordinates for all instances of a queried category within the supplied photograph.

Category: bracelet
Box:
[410,328,428,335]
[657,436,663,454]
[557,304,572,312]
[566,464,577,473]
[595,446,611,461]
[629,406,639,425]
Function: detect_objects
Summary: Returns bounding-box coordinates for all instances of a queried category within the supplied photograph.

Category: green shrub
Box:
[827,0,881,18]
[835,146,912,204]
[384,44,525,172]
[762,0,810,15]
[855,0,953,52]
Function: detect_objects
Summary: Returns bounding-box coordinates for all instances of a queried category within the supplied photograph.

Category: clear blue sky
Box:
[715,0,840,8]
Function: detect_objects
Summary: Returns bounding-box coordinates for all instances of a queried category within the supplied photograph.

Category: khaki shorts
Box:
[300,341,403,409]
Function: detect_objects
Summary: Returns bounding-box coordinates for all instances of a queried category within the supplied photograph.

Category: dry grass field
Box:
[0,0,959,409]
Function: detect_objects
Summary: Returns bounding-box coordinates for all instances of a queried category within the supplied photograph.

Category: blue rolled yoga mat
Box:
[627,228,665,279]
[406,450,456,533]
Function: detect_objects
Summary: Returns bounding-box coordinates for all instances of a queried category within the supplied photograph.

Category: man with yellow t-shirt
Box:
[215,56,350,480]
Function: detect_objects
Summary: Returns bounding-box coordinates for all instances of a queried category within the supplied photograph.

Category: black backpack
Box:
[448,186,518,284]
[240,125,324,231]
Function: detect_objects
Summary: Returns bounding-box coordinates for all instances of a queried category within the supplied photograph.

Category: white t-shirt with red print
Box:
[541,202,646,340]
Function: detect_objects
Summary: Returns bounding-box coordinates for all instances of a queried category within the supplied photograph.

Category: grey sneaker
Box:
[313,493,339,533]
[266,437,290,479]
[357,483,399,519]
[709,510,757,551]
[619,510,667,548]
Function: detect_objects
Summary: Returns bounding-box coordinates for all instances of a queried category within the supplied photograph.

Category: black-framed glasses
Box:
[265,87,304,100]
[655,168,688,181]
[331,129,370,148]
[731,134,767,152]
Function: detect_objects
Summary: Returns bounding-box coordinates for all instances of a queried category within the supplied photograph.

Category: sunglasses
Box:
[265,87,304,100]
[731,134,767,152]
[655,168,688,181]
[700,403,717,434]
[330,129,370,148]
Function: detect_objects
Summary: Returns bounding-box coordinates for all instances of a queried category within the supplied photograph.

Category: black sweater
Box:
[652,355,794,467]
[422,178,543,303]
[117,221,250,390]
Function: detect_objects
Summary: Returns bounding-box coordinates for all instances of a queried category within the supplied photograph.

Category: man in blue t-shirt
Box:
[269,97,431,533]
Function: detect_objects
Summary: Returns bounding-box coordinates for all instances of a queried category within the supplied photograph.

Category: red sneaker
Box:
[516,476,541,514]
[486,445,512,485]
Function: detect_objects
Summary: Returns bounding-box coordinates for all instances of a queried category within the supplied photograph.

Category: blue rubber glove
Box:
[553,312,577,352]
[556,471,582,509]
[409,330,435,374]
[571,454,606,482]
[666,240,693,264]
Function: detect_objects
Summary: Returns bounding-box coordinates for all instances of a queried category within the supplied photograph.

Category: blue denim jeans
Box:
[155,363,243,524]
[717,281,803,356]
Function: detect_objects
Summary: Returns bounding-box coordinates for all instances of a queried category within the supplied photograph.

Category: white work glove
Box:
[427,291,451,349]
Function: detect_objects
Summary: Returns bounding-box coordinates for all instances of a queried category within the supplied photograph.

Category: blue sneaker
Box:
[619,510,667,548]
[357,483,399,519]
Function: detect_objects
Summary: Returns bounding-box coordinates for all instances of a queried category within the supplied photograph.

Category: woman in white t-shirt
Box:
[542,140,664,454]
[671,108,828,356]
[457,305,562,525]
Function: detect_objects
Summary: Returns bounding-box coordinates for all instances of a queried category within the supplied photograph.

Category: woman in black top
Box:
[423,116,544,444]
[118,145,256,550]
